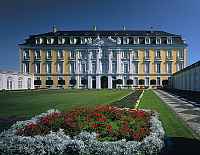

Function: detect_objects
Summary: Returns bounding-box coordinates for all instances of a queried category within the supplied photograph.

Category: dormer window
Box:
[58,37,65,44]
[167,37,173,44]
[47,38,54,44]
[117,37,121,44]
[145,37,151,44]
[123,37,129,44]
[133,37,139,44]
[156,37,161,44]
[35,38,43,44]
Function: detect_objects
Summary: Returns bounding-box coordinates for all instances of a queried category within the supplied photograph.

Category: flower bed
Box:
[0,106,165,155]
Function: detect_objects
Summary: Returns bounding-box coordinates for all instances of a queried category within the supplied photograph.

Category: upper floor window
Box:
[112,52,117,59]
[58,37,65,44]
[122,51,129,59]
[70,51,76,59]
[133,62,138,73]
[70,62,75,74]
[155,50,161,59]
[23,50,30,59]
[81,63,87,74]
[35,50,40,59]
[133,50,138,59]
[91,51,96,59]
[156,37,161,44]
[124,63,129,73]
[92,63,96,74]
[133,37,139,44]
[35,63,40,74]
[57,50,63,59]
[167,37,173,44]
[156,63,161,74]
[35,38,43,44]
[144,62,150,74]
[70,37,77,45]
[57,62,63,74]
[112,62,117,73]
[177,50,184,59]
[167,62,172,74]
[145,50,150,59]
[116,37,122,45]
[23,63,29,73]
[123,37,129,44]
[177,62,184,71]
[47,38,54,44]
[167,50,172,59]
[46,63,51,74]
[145,37,151,44]
[46,50,52,59]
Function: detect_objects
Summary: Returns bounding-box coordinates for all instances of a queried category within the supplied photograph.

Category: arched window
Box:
[18,77,23,89]
[7,77,13,90]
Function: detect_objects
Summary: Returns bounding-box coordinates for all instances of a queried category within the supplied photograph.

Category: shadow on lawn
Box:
[160,136,200,155]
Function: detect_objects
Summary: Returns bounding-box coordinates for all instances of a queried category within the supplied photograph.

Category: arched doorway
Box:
[101,76,108,89]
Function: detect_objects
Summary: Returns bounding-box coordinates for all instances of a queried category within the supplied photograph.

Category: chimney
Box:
[53,25,57,33]
[92,25,97,31]
[123,26,126,31]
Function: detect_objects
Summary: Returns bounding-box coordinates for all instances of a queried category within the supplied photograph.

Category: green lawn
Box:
[139,90,196,139]
[0,89,131,118]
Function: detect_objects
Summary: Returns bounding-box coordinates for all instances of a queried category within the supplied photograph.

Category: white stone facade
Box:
[0,71,34,90]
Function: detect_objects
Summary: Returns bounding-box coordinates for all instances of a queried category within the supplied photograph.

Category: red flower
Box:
[106,125,113,133]
[96,117,107,122]
[132,132,140,141]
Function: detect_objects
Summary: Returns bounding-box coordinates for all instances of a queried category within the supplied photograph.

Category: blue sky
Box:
[0,0,200,70]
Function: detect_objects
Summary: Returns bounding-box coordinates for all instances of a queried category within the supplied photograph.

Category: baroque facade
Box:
[19,28,188,89]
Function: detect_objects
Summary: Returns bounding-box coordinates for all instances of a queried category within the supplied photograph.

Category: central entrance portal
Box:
[101,76,108,89]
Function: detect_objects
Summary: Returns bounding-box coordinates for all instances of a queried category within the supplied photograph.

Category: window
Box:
[167,37,172,44]
[92,63,96,74]
[155,50,161,58]
[112,52,117,59]
[133,62,138,73]
[102,62,108,73]
[133,37,139,44]
[70,62,75,74]
[134,77,138,85]
[123,37,129,44]
[145,77,150,86]
[80,51,87,59]
[124,63,129,73]
[47,38,54,44]
[35,50,40,59]
[145,50,150,59]
[178,50,184,59]
[81,63,86,74]
[57,50,63,59]
[157,77,161,85]
[35,38,43,44]
[24,63,29,73]
[167,63,172,73]
[144,62,150,74]
[112,62,117,73]
[167,50,172,59]
[58,37,65,44]
[145,37,151,44]
[27,78,31,89]
[57,62,63,74]
[18,78,23,89]
[46,63,51,74]
[91,51,96,59]
[177,63,184,71]
[35,63,40,74]
[7,77,13,90]
[156,63,161,74]
[156,37,161,44]
[70,52,75,59]
[46,50,52,59]
[123,52,129,59]
[117,37,121,44]
[23,50,29,59]
[134,50,138,59]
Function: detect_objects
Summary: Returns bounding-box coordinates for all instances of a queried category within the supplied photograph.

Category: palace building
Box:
[19,27,188,89]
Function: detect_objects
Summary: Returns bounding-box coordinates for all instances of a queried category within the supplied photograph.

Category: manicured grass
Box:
[0,89,131,118]
[139,90,195,139]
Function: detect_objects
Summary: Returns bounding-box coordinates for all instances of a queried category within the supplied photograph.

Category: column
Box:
[96,49,101,74]
[75,50,80,88]
[88,76,92,89]
[129,50,133,74]
[96,76,101,89]
[117,50,121,74]
[108,49,112,74]
[108,75,112,89]
[88,50,92,74]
